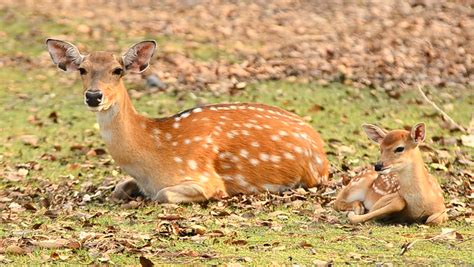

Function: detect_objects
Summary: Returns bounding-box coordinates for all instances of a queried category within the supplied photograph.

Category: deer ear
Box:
[46,39,84,72]
[410,122,426,144]
[362,124,387,144]
[122,40,156,73]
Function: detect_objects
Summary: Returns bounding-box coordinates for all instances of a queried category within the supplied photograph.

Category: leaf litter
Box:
[0,0,472,265]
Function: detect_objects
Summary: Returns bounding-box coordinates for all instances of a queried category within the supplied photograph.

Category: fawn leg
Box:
[334,199,365,215]
[111,178,143,201]
[352,201,365,215]
[348,193,406,224]
[426,211,448,225]
[154,183,208,203]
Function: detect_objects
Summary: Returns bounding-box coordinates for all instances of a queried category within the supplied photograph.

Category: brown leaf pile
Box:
[1,0,472,92]
[0,171,339,263]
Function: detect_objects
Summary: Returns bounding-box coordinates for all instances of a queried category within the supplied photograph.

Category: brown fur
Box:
[334,124,447,225]
[47,40,329,203]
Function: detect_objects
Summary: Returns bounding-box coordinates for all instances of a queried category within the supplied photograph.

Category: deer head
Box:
[362,123,426,174]
[46,39,156,112]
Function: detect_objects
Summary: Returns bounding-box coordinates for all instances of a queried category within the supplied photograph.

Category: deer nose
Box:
[374,162,384,172]
[85,90,103,107]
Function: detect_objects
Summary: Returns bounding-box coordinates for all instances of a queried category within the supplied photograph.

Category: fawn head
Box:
[362,123,426,174]
[46,39,156,111]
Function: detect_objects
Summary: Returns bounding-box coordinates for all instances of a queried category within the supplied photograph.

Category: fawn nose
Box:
[85,90,103,107]
[374,162,384,172]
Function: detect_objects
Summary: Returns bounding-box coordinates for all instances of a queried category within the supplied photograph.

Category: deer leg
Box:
[426,211,448,225]
[154,183,208,203]
[348,193,406,224]
[111,178,143,201]
[353,201,365,215]
[334,199,365,215]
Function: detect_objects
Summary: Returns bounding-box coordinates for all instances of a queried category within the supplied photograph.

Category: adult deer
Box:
[46,39,329,203]
[334,123,447,225]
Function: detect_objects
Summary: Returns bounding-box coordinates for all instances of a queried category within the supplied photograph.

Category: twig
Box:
[417,86,467,133]
[400,228,460,256]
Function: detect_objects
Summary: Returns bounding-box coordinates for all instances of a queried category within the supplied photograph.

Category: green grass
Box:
[0,8,238,62]
[0,6,473,264]
[1,66,473,264]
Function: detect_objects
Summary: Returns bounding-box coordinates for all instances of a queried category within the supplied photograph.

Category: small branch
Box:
[400,227,460,256]
[417,86,467,133]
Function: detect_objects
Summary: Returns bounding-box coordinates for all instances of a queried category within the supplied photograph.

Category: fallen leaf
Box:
[19,135,39,147]
[313,259,330,267]
[157,214,183,221]
[433,228,464,241]
[139,255,154,267]
[460,135,474,147]
[430,163,448,171]
[67,241,81,249]
[31,239,70,249]
[5,245,27,255]
[298,241,313,248]
[348,252,362,260]
[17,168,29,177]
[230,239,248,246]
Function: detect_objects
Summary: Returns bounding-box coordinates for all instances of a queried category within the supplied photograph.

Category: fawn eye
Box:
[112,68,123,76]
[78,68,87,75]
[394,146,405,153]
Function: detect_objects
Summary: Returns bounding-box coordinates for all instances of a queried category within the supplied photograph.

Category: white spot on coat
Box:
[235,174,248,187]
[270,155,281,163]
[188,160,197,170]
[222,175,233,180]
[249,158,259,166]
[271,135,281,142]
[294,146,303,154]
[240,149,249,158]
[221,163,232,169]
[284,152,295,160]
[259,153,270,161]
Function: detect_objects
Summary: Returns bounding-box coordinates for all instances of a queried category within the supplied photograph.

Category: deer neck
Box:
[397,148,429,190]
[95,83,148,150]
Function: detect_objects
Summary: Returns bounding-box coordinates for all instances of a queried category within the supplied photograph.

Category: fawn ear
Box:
[362,124,387,144]
[122,40,156,73]
[410,122,426,144]
[46,39,84,72]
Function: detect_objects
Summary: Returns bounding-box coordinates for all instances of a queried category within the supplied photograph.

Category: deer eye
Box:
[394,146,405,153]
[112,67,123,76]
[78,67,87,75]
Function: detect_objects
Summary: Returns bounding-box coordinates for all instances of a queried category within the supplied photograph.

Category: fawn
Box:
[46,39,329,203]
[334,123,447,225]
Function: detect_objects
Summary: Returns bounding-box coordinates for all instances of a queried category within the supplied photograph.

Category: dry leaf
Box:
[313,259,330,267]
[139,255,154,267]
[19,135,39,147]
[4,245,27,255]
[460,135,474,148]
[31,239,69,249]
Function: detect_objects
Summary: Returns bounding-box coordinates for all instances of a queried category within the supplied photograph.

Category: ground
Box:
[0,1,473,265]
